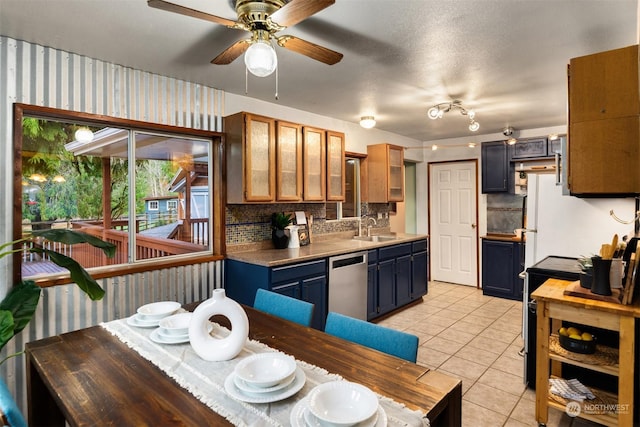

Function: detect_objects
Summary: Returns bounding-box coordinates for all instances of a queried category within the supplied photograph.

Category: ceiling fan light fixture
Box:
[468,120,480,132]
[359,116,376,129]
[244,40,278,77]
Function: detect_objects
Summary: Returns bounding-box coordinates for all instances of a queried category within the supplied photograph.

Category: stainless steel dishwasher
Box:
[328,251,368,320]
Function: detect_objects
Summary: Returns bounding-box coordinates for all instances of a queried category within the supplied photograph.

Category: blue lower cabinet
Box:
[367,250,378,320]
[481,239,524,301]
[367,239,429,320]
[225,259,327,330]
[396,254,412,307]
[412,249,428,297]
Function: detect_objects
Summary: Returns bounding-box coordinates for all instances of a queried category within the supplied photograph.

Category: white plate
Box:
[233,370,296,394]
[156,328,189,341]
[152,323,214,343]
[127,314,160,328]
[225,367,305,404]
[136,301,181,321]
[150,328,190,344]
[290,397,387,427]
[234,352,297,388]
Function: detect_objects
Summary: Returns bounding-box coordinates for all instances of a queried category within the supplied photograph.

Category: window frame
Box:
[12,103,226,286]
[326,152,365,221]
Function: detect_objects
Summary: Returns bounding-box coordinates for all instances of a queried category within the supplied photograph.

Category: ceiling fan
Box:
[148,0,343,76]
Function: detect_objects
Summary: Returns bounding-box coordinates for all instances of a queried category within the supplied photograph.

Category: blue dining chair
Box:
[0,378,26,427]
[253,288,315,327]
[324,312,419,363]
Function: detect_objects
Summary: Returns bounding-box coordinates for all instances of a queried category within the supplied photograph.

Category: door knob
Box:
[471,223,477,228]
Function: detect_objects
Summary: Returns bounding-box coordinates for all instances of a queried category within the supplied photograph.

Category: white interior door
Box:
[429,161,478,286]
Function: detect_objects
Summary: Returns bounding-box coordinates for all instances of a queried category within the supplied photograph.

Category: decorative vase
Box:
[590,256,612,296]
[272,228,289,249]
[188,289,249,361]
[287,225,300,249]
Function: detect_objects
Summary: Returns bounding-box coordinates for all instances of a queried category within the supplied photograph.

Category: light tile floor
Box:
[377,281,603,427]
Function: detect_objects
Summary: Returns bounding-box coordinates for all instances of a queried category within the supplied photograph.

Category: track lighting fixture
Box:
[427,100,480,132]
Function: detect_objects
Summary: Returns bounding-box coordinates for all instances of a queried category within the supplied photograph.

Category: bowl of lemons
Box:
[558,326,596,354]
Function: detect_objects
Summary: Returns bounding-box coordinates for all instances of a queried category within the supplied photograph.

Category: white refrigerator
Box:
[524,173,636,269]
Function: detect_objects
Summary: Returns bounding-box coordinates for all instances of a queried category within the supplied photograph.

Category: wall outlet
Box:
[377,212,383,219]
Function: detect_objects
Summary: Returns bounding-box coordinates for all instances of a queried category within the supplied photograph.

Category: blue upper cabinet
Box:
[481,141,509,193]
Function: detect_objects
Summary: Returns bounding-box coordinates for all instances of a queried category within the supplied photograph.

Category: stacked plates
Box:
[127,301,181,328]
[290,381,386,427]
[150,312,193,344]
[225,353,305,403]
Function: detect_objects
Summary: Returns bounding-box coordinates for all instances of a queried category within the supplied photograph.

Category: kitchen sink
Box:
[352,235,398,242]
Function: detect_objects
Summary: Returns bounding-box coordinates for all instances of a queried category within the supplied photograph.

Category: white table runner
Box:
[101,318,430,427]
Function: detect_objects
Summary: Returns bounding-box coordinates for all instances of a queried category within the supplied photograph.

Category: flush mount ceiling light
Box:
[74,127,94,143]
[359,116,376,129]
[244,32,278,77]
[427,100,480,132]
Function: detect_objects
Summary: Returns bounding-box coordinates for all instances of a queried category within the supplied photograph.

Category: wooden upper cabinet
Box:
[569,45,640,123]
[276,121,302,201]
[326,131,345,201]
[225,111,343,203]
[302,127,326,201]
[225,112,275,203]
[367,143,404,202]
[568,45,640,195]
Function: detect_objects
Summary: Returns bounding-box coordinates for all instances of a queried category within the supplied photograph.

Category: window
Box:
[14,104,224,282]
[326,155,361,220]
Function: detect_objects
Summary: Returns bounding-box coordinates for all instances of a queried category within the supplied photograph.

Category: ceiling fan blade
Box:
[277,36,343,65]
[211,40,251,65]
[269,0,335,28]
[147,0,240,28]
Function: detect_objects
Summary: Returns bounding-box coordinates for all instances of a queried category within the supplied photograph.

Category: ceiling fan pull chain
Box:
[275,67,279,100]
[245,67,249,95]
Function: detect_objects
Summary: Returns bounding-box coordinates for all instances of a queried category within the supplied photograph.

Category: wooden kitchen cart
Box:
[532,279,640,426]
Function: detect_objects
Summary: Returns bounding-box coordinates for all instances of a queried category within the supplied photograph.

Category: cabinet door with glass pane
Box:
[302,127,326,201]
[276,121,302,201]
[388,145,404,201]
[326,131,345,201]
[244,114,275,202]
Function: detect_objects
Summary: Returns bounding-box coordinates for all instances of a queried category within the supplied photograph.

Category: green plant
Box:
[271,212,293,230]
[0,229,116,360]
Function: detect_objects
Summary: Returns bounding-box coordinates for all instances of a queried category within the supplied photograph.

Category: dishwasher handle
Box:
[331,254,366,269]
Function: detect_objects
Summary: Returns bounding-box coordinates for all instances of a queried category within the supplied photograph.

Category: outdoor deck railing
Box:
[22,219,210,276]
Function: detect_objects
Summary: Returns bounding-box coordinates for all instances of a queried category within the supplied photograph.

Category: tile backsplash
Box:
[225,203,390,247]
[486,193,526,234]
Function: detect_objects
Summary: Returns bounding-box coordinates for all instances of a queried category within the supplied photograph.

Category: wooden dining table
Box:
[25,304,461,426]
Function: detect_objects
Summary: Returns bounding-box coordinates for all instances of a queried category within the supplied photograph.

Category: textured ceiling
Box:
[0,0,637,141]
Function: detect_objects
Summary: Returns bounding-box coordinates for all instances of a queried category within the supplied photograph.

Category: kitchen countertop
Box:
[226,233,428,267]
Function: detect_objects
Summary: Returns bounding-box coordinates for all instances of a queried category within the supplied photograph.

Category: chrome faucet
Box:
[366,216,377,236]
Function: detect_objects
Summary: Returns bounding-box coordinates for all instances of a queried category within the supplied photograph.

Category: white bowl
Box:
[159,312,192,336]
[136,301,181,321]
[234,353,297,388]
[307,381,378,427]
